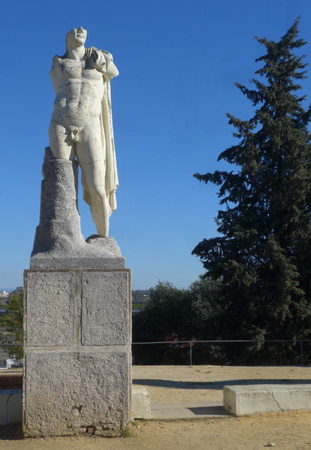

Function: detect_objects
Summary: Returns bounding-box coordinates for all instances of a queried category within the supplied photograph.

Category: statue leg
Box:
[87,190,110,237]
[76,118,110,237]
[79,162,110,237]
[49,119,75,160]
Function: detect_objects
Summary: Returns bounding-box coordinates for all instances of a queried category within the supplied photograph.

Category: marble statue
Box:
[26,29,130,438]
[49,27,119,238]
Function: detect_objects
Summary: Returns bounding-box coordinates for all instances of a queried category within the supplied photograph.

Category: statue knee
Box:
[89,185,107,204]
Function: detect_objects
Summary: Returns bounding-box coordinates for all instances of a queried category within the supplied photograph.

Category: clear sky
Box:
[1,0,311,290]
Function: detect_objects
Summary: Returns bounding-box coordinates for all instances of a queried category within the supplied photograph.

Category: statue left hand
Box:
[86,47,106,70]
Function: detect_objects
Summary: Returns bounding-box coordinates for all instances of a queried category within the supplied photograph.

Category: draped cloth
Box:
[82,50,119,216]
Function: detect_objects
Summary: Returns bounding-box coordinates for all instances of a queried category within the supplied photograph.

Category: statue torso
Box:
[50,56,105,128]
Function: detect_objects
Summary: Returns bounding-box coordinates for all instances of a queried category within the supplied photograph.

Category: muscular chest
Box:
[55,58,103,82]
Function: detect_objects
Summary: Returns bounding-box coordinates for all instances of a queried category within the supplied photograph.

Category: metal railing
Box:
[0,340,310,367]
[132,339,311,366]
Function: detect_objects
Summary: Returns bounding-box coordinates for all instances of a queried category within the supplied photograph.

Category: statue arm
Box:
[49,56,62,93]
[86,47,119,81]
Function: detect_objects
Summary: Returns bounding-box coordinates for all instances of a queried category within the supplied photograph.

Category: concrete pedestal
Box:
[23,267,132,437]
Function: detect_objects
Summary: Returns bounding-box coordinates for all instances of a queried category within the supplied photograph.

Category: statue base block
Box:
[23,265,132,437]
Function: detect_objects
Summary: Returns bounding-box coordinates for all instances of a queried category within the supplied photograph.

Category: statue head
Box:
[66,27,87,49]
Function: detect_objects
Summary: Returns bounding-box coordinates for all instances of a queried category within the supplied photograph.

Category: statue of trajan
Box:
[49,26,119,237]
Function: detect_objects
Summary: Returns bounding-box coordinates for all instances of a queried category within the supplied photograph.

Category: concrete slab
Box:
[132,386,151,419]
[151,402,229,420]
[7,384,311,425]
[0,390,22,425]
[224,384,311,416]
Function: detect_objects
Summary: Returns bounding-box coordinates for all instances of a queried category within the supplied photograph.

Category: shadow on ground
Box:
[188,406,229,416]
[0,423,22,440]
[133,378,311,390]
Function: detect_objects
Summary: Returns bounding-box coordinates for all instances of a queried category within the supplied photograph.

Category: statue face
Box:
[66,27,87,47]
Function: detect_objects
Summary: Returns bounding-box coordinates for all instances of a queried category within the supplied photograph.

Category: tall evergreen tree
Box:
[193,21,311,362]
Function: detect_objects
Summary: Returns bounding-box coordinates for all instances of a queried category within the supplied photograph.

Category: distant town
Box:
[0,288,22,306]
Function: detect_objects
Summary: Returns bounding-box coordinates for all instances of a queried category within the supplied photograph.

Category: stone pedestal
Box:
[24,147,132,436]
[23,267,131,437]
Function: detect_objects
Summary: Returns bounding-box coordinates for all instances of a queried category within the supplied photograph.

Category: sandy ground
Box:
[132,364,311,403]
[1,365,311,449]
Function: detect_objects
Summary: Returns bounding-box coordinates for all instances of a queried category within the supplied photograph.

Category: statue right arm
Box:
[50,56,63,93]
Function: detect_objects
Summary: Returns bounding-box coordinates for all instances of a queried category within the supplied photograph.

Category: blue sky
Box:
[1,0,311,290]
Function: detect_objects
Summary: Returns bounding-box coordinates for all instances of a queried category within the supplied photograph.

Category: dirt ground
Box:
[133,364,311,403]
[1,365,311,449]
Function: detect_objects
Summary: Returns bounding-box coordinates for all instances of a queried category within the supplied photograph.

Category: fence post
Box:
[300,341,304,366]
[189,342,193,367]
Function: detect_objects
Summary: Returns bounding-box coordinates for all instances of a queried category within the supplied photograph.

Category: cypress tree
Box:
[193,20,311,363]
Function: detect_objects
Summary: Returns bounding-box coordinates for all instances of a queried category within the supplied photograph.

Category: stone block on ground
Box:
[132,386,151,419]
[24,352,130,436]
[0,390,22,425]
[223,384,311,416]
[23,267,132,437]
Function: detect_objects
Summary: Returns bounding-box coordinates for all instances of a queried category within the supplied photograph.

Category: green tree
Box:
[0,292,23,360]
[132,279,222,364]
[193,20,311,364]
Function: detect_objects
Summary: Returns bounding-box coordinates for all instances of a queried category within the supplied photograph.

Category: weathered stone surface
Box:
[85,235,122,255]
[132,386,151,419]
[223,384,311,416]
[30,251,125,270]
[25,271,76,347]
[23,267,132,437]
[32,147,84,256]
[31,148,125,270]
[81,271,129,346]
[24,352,130,437]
